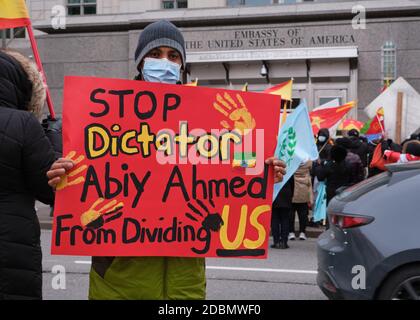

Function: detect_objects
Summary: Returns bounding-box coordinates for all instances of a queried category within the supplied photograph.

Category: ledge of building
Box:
[186,46,358,63]
[33,0,420,34]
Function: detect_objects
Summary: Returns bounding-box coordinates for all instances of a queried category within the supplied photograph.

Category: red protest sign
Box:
[52,76,281,258]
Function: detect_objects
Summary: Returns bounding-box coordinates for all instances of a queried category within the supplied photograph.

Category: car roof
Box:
[385,161,420,173]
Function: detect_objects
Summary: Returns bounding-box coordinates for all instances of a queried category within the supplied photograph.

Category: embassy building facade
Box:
[8,0,420,119]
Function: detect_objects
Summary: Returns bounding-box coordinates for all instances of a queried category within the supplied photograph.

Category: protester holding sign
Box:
[0,50,55,300]
[47,20,286,300]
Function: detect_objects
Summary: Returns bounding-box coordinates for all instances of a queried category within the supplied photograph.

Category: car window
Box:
[336,171,391,202]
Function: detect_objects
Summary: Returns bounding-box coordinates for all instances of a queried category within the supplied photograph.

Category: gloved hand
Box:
[42,115,62,159]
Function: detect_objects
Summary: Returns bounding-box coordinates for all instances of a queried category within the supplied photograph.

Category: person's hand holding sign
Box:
[47,151,87,190]
[213,92,256,133]
[265,157,287,184]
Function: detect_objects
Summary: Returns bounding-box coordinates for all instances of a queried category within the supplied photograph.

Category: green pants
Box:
[89,256,206,300]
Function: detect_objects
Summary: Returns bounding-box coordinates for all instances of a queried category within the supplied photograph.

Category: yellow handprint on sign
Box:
[57,151,87,191]
[213,92,256,134]
[81,198,124,229]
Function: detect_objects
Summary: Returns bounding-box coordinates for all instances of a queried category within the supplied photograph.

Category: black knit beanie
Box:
[134,20,186,70]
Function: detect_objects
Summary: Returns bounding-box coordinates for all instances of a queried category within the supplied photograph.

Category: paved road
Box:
[41,230,326,300]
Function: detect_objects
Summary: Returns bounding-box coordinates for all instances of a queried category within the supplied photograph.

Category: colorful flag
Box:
[280,100,288,126]
[366,107,385,134]
[273,100,319,199]
[309,101,356,136]
[263,79,293,101]
[361,107,384,134]
[311,98,340,138]
[360,119,372,135]
[338,119,364,131]
[0,0,31,29]
[313,182,327,222]
[361,107,385,141]
[185,78,198,86]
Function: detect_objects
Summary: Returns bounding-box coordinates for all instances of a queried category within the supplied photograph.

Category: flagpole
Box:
[376,112,385,136]
[26,25,56,119]
[317,138,329,156]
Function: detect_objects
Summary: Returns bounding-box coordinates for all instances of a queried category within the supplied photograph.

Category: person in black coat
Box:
[0,50,56,300]
[335,137,365,184]
[315,145,351,204]
[316,128,333,162]
[347,129,369,168]
[271,177,294,249]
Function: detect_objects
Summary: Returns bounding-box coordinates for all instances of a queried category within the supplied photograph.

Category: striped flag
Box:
[263,79,293,101]
[0,0,31,29]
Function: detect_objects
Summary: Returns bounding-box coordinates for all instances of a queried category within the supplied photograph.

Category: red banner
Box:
[52,76,281,258]
[310,101,356,135]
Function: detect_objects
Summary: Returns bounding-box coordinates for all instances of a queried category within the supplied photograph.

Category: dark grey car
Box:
[317,161,420,300]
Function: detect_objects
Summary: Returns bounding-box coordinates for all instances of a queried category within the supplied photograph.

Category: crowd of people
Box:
[270,126,420,250]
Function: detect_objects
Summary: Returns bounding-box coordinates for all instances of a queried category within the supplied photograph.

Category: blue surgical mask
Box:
[141,57,181,84]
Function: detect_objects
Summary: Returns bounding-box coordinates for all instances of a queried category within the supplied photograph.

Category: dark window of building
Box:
[67,0,97,16]
[163,0,188,9]
[2,27,26,39]
[290,98,301,109]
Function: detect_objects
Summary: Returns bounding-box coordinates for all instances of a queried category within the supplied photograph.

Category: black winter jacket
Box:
[273,176,295,208]
[0,51,56,300]
[314,160,352,203]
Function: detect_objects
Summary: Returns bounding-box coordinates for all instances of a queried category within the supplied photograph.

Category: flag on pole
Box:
[313,182,327,222]
[280,100,288,126]
[361,107,385,141]
[309,101,356,136]
[1,0,56,118]
[381,79,391,93]
[185,78,198,86]
[311,98,340,138]
[263,79,293,101]
[338,119,364,131]
[273,100,319,199]
[0,0,31,29]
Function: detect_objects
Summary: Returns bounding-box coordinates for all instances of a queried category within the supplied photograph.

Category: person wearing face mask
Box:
[133,20,185,85]
[316,128,333,163]
[47,20,286,300]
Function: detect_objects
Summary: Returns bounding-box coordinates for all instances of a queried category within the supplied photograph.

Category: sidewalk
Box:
[36,202,53,230]
[37,202,326,238]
